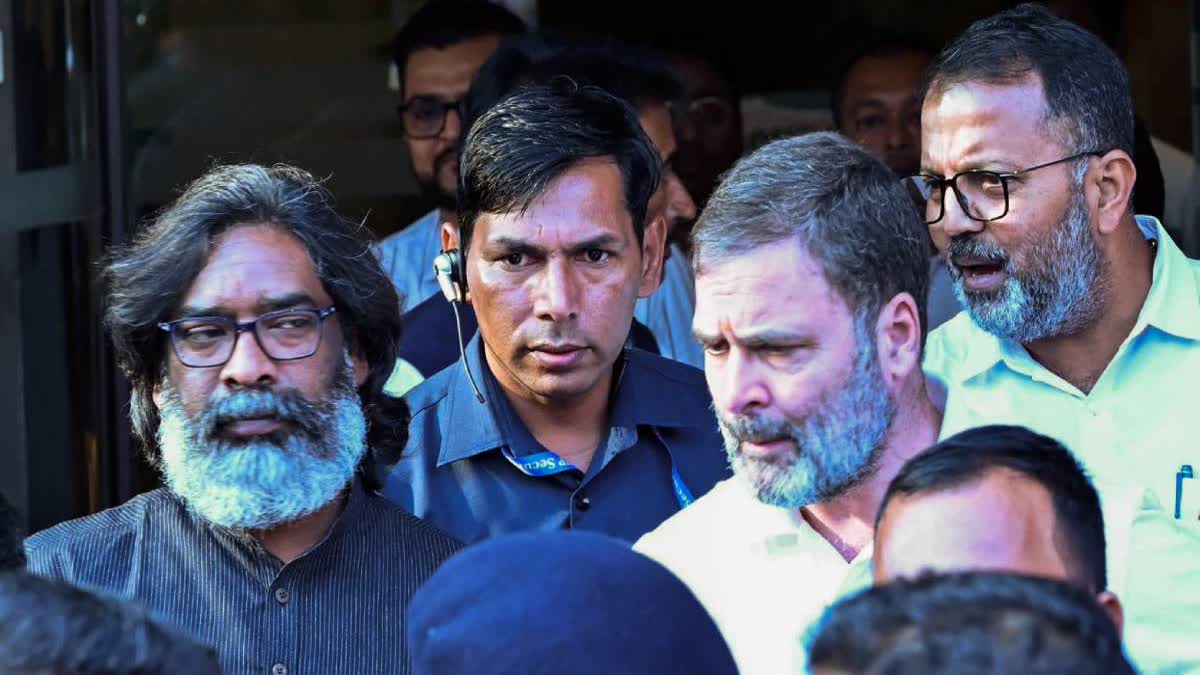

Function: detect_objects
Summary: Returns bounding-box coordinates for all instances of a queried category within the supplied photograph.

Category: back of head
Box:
[807,571,1134,675]
[463,39,682,143]
[692,132,930,341]
[392,0,527,96]
[923,2,1134,159]
[458,79,661,251]
[406,531,738,675]
[0,493,24,572]
[103,163,407,482]
[878,425,1107,593]
[0,571,220,674]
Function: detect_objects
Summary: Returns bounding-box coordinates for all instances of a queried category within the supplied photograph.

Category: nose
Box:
[665,172,697,227]
[938,184,986,240]
[441,105,463,141]
[533,257,579,323]
[220,328,278,389]
[709,347,771,418]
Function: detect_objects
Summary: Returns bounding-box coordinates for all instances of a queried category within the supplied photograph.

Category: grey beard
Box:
[155,354,367,530]
[718,336,896,509]
[948,189,1109,343]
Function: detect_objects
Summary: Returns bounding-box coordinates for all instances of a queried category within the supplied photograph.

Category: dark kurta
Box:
[25,478,460,675]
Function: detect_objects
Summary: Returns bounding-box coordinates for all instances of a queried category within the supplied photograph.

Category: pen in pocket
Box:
[1175,465,1194,520]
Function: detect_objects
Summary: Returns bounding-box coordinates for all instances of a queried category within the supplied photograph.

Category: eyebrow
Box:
[486,233,624,255]
[176,291,319,319]
[692,327,811,347]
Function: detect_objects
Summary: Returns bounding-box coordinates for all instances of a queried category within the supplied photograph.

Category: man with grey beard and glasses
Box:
[915,5,1200,528]
[24,164,460,674]
[635,132,942,675]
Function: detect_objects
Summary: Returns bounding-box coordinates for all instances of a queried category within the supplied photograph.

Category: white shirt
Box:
[636,476,1200,675]
[634,478,874,675]
[924,216,1200,529]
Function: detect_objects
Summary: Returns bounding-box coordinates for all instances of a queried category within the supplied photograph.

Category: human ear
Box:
[875,292,923,385]
[636,215,668,298]
[1090,150,1136,236]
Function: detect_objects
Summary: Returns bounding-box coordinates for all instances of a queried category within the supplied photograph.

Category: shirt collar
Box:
[435,331,510,467]
[720,478,874,566]
[1131,215,1200,341]
[947,215,1200,381]
[608,349,716,429]
[203,475,369,566]
[435,335,711,467]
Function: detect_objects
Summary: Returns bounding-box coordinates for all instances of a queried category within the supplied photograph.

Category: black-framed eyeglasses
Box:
[903,151,1106,225]
[396,96,466,139]
[158,306,338,368]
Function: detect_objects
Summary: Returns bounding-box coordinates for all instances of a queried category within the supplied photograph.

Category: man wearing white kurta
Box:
[637,133,943,675]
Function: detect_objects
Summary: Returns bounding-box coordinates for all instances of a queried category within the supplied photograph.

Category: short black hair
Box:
[878,425,1107,593]
[923,2,1134,159]
[458,78,662,252]
[807,571,1134,675]
[104,164,407,488]
[831,39,936,130]
[0,493,23,572]
[392,0,527,97]
[0,571,221,674]
[462,39,683,147]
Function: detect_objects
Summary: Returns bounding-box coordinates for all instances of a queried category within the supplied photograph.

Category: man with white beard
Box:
[635,132,942,675]
[24,164,460,674]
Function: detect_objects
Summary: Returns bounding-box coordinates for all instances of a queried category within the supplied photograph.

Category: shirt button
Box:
[274,588,290,605]
[272,664,288,675]
[573,492,591,512]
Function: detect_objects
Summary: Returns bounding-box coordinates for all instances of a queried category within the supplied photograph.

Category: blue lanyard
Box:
[500,444,695,509]
[491,350,695,510]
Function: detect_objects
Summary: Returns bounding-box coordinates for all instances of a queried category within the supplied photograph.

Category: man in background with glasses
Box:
[380,0,525,312]
[25,164,460,673]
[917,4,1200,527]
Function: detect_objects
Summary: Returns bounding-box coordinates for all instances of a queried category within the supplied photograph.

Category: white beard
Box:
[155,354,367,530]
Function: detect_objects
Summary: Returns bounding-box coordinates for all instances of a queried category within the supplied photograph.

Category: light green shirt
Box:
[924,216,1200,529]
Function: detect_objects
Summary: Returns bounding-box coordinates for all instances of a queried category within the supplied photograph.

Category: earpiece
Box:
[432,248,484,404]
[434,249,466,303]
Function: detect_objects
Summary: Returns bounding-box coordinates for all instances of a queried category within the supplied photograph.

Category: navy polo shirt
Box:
[381,333,731,544]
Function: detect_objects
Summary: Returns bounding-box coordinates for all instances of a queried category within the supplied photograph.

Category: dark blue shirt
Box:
[381,334,731,544]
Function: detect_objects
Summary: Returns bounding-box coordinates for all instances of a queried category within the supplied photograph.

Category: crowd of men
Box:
[1,1,1197,673]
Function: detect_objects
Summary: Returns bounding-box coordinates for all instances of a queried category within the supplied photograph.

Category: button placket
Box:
[573,491,591,512]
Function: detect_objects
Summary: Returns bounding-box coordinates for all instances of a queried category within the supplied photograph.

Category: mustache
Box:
[720,413,796,445]
[199,389,327,442]
[947,235,1009,266]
